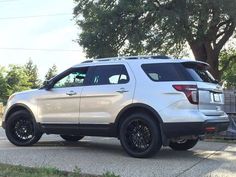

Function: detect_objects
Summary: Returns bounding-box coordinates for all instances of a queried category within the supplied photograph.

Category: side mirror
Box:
[43,80,53,90]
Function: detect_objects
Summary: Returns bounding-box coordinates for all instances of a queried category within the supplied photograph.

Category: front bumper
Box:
[162,118,230,138]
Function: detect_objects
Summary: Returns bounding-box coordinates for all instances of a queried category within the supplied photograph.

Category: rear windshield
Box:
[182,62,216,83]
[142,62,216,83]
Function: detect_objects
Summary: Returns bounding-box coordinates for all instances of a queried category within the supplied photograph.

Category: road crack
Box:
[175,143,228,177]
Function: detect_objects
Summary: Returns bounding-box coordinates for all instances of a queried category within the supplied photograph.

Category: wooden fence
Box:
[224,90,236,114]
[223,90,236,139]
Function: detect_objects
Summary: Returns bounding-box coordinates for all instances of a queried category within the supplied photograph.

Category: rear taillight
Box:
[173,85,199,105]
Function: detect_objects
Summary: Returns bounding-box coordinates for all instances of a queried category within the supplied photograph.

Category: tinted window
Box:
[142,63,192,82]
[91,65,129,85]
[53,67,89,88]
[183,62,216,83]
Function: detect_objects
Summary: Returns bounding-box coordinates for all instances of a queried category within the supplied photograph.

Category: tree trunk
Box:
[189,42,207,62]
[189,41,220,81]
[206,52,220,81]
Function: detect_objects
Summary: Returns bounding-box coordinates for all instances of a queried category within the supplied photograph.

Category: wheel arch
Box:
[114,103,164,132]
[5,103,36,123]
[114,103,169,145]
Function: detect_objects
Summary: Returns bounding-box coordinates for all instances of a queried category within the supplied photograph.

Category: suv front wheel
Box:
[119,113,162,158]
[5,110,42,146]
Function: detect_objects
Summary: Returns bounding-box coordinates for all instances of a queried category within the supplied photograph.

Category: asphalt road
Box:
[0,128,235,177]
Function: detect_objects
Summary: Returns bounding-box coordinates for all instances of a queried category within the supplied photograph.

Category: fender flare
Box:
[5,103,36,122]
[115,103,163,126]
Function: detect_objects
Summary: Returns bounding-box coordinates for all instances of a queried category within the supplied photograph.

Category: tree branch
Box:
[217,19,231,30]
[215,21,235,52]
[153,0,161,7]
[216,30,226,39]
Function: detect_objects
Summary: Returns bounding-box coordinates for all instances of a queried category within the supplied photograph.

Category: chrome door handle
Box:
[66,91,77,96]
[116,88,129,93]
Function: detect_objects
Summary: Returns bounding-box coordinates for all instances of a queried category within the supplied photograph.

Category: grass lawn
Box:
[0,163,119,177]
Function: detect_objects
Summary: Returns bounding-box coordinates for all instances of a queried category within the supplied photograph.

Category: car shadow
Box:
[34,138,206,159]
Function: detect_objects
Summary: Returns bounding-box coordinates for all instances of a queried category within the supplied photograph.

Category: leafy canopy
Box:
[0,62,58,104]
[45,64,58,81]
[24,59,41,89]
[220,48,236,88]
[74,0,236,59]
[6,65,31,97]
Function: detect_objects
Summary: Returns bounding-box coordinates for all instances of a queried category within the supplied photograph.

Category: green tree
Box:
[74,0,236,80]
[45,64,58,81]
[6,65,31,97]
[219,48,236,88]
[24,59,41,89]
[0,66,8,103]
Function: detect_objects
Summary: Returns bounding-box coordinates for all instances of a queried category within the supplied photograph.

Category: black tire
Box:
[60,135,84,142]
[169,139,198,151]
[5,110,42,146]
[119,113,162,158]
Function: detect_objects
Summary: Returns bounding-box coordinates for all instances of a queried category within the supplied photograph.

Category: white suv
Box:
[2,56,229,158]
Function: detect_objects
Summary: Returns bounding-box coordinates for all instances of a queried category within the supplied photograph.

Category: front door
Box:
[37,67,90,124]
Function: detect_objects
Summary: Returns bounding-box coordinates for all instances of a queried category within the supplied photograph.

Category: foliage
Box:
[24,59,41,89]
[72,166,81,177]
[102,172,120,177]
[0,62,58,104]
[45,64,58,81]
[74,0,236,79]
[0,163,118,177]
[219,49,236,88]
[0,66,8,103]
[6,64,31,97]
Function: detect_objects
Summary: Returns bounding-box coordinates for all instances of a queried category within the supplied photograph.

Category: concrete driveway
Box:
[0,128,235,177]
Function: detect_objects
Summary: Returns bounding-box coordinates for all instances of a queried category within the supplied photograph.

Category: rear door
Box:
[79,64,135,124]
[182,62,225,116]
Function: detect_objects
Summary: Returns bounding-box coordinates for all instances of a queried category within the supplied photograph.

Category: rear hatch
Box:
[182,62,225,116]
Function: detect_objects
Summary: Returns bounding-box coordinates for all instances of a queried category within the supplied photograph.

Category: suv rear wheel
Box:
[60,135,84,142]
[169,138,198,151]
[119,113,162,158]
[5,110,42,146]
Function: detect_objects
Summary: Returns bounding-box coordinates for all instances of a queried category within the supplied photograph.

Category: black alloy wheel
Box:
[126,120,152,152]
[120,113,162,158]
[5,110,42,146]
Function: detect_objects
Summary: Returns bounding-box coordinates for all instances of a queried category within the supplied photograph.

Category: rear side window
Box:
[142,63,192,82]
[91,65,129,85]
[142,62,216,83]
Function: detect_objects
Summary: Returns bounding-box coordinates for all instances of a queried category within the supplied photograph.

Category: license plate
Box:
[213,93,221,102]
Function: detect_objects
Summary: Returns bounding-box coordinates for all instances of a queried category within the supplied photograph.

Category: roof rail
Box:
[81,55,171,63]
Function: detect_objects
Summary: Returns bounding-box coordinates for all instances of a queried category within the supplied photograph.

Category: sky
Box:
[0,0,86,79]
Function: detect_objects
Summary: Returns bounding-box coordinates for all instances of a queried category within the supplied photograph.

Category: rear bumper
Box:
[162,118,230,138]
